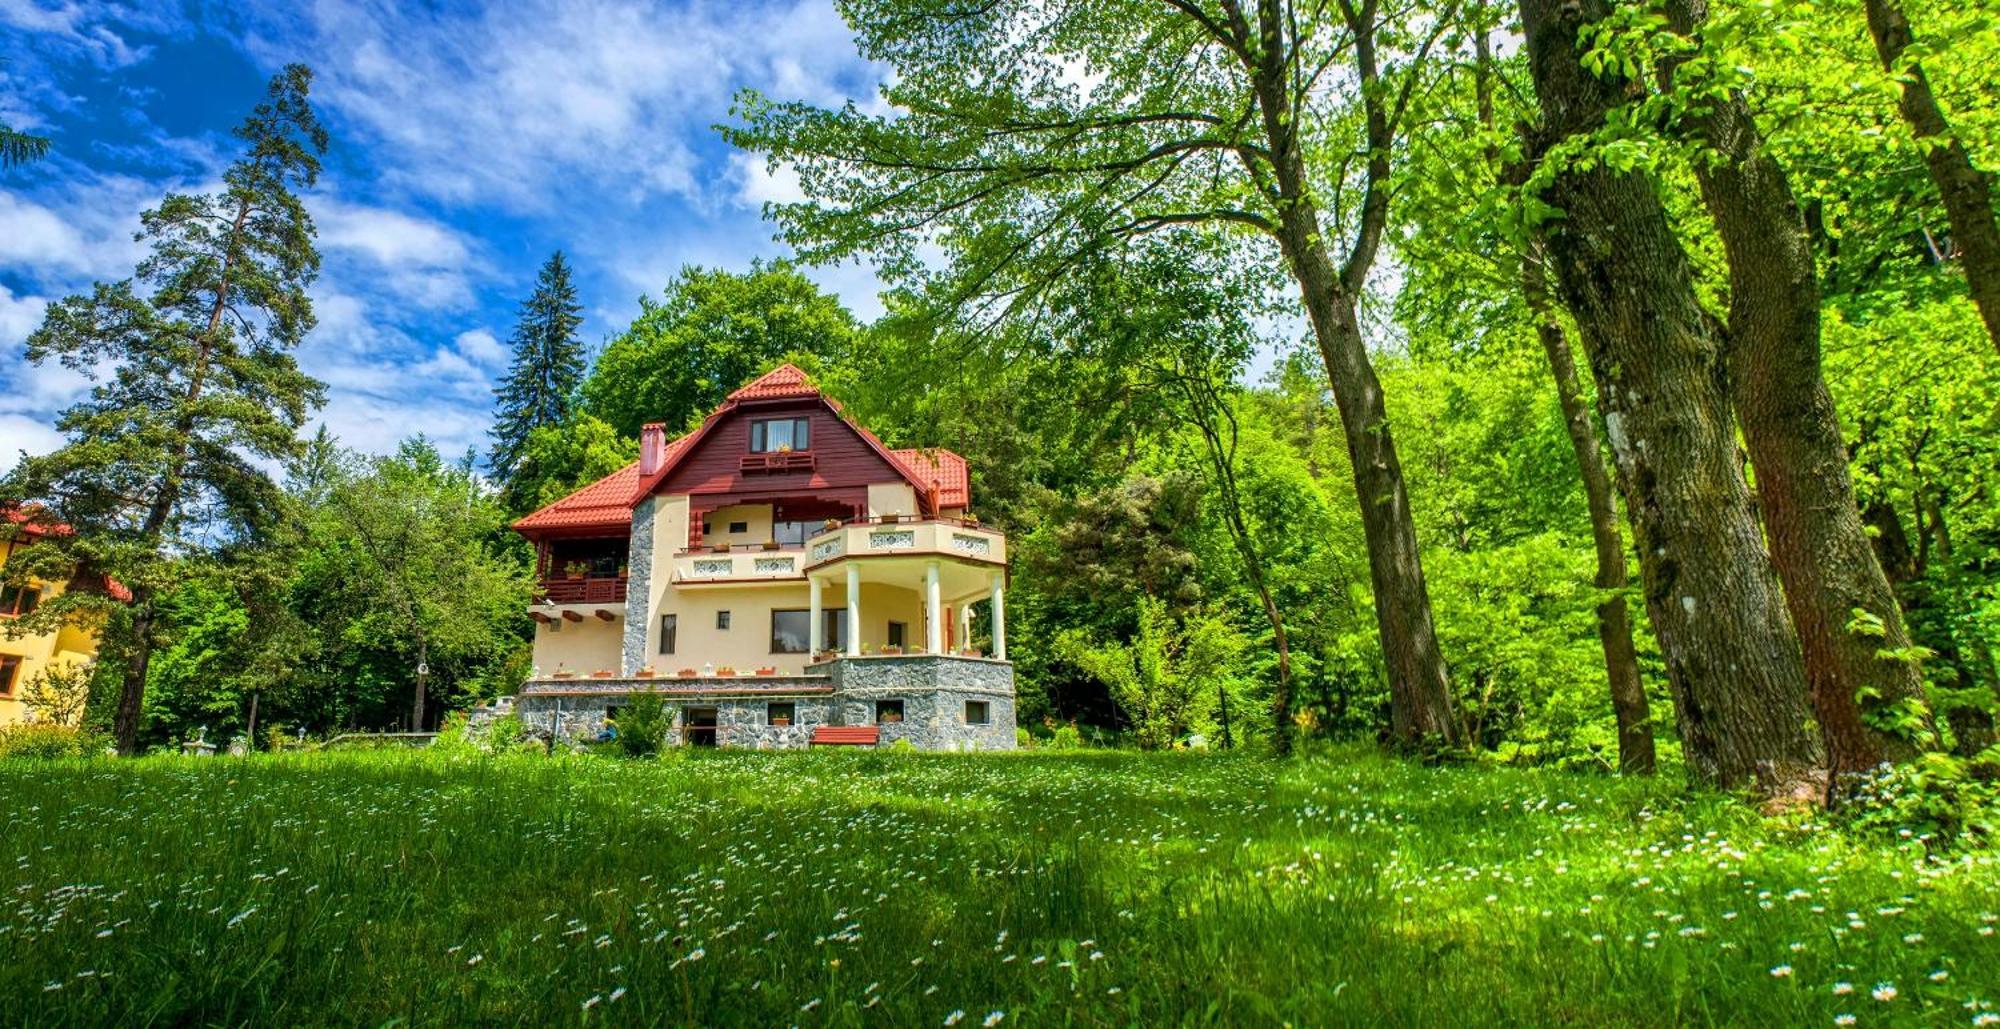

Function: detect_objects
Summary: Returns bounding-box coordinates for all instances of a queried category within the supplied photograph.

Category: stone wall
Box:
[509,656,1016,751]
[824,656,1017,751]
[619,496,656,675]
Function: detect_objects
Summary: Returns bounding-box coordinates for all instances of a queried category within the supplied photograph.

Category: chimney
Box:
[639,423,667,476]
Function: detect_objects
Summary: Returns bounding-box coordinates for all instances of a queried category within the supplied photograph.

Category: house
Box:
[0,509,126,727]
[508,364,1015,750]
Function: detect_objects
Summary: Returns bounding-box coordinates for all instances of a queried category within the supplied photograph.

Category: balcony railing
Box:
[804,518,1005,568]
[537,575,628,605]
[672,550,805,582]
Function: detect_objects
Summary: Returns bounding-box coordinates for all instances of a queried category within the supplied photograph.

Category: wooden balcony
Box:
[739,451,816,475]
[536,574,628,605]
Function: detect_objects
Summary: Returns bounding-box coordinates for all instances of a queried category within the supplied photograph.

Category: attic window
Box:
[750,417,810,453]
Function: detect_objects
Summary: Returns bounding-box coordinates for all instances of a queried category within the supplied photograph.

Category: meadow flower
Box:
[1873,983,1897,1002]
[1833,1016,1854,1026]
[1832,983,1854,995]
[984,1012,1005,1027]
[1771,966,1793,978]
[945,1009,965,1025]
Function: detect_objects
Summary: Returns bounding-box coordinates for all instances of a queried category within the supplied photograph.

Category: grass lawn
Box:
[2,747,1996,1025]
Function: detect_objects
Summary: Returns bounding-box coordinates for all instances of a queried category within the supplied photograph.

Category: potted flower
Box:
[963,512,979,526]
[775,441,794,453]
[754,666,776,676]
[715,665,738,677]
[552,665,577,680]
[677,668,698,678]
[821,518,842,532]
[635,665,658,678]
[762,538,781,551]
[958,647,983,658]
[589,669,614,679]
[881,645,903,656]
[715,541,732,553]
[770,712,792,726]
[563,560,589,580]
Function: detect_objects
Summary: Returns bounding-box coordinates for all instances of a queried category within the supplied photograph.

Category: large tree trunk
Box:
[1518,0,1822,791]
[1523,251,1656,775]
[1665,0,1937,777]
[1864,0,2000,352]
[112,589,155,755]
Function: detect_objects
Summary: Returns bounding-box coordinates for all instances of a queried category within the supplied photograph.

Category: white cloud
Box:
[0,413,62,475]
[0,0,150,70]
[730,151,805,209]
[453,328,506,368]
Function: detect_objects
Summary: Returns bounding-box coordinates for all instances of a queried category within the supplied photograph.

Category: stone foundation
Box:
[510,656,1015,751]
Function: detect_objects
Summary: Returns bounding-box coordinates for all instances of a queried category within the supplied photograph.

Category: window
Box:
[547,617,560,633]
[659,614,677,654]
[727,520,749,534]
[767,702,795,726]
[717,610,732,630]
[822,609,847,652]
[749,417,810,453]
[875,699,904,724]
[0,655,19,697]
[887,621,907,649]
[771,610,810,653]
[701,521,712,537]
[0,584,40,618]
[965,700,990,725]
[772,520,815,547]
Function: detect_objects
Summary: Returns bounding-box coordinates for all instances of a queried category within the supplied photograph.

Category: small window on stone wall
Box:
[964,700,990,725]
[768,702,795,726]
[875,699,904,724]
[717,610,731,630]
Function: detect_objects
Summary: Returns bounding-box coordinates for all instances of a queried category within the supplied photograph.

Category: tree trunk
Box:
[1285,242,1461,747]
[1523,250,1657,774]
[112,589,155,755]
[1666,0,1937,776]
[1864,0,2000,352]
[1519,0,1823,791]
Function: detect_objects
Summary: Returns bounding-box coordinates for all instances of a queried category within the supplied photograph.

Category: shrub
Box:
[0,723,103,760]
[1015,727,1032,749]
[615,692,668,757]
[1050,722,1084,750]
[1839,748,2000,850]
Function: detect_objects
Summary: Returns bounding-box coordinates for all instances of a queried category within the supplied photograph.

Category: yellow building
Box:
[1,510,121,726]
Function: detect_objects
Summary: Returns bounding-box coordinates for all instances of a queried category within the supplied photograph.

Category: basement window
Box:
[965,701,990,725]
[875,699,904,724]
[767,702,795,726]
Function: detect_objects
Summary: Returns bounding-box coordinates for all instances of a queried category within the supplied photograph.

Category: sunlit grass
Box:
[2,747,1995,1024]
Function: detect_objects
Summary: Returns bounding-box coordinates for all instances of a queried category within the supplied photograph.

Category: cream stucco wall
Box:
[866,483,917,518]
[700,502,776,547]
[533,616,624,676]
[0,548,102,727]
[627,580,930,676]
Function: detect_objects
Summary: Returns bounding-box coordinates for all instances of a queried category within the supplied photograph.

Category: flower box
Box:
[762,539,781,551]
[880,645,903,656]
[589,670,614,679]
[715,667,738,677]
[634,668,657,679]
[677,668,698,678]
[552,671,578,680]
[754,666,776,676]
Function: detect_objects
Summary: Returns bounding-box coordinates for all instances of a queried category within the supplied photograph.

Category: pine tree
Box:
[489,251,585,482]
[0,65,328,755]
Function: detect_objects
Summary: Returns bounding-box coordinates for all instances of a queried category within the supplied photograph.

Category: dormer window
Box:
[750,417,810,453]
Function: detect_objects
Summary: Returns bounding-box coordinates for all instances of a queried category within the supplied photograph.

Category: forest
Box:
[3,0,1998,816]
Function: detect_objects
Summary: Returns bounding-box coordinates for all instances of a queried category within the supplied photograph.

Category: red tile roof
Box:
[727,362,818,401]
[513,456,654,534]
[2,505,134,602]
[890,448,970,508]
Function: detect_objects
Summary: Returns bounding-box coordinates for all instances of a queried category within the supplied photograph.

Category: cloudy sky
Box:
[0,0,886,473]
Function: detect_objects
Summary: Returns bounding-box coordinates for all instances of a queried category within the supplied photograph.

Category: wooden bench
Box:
[810,726,881,747]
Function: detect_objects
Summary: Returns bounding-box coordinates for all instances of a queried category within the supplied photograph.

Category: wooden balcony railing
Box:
[537,575,628,605]
[739,451,816,474]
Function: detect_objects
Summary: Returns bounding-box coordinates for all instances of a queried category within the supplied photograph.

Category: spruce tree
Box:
[488,251,585,482]
[0,65,328,754]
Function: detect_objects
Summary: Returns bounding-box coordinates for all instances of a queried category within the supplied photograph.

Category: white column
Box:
[845,564,861,657]
[958,604,972,654]
[990,572,1006,661]
[809,575,824,655]
[925,560,943,654]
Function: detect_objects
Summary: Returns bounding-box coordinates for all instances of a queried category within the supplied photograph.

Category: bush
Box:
[1049,722,1084,750]
[0,723,104,760]
[1840,748,2000,850]
[1015,727,1032,749]
[615,692,668,757]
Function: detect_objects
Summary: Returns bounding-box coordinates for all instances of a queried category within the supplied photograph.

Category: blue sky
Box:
[0,0,889,471]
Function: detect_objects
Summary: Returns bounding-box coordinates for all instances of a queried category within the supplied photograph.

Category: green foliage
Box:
[1057,596,1245,749]
[613,691,669,758]
[503,413,636,516]
[18,661,92,725]
[1841,748,2000,849]
[0,723,102,760]
[581,261,856,437]
[489,251,587,482]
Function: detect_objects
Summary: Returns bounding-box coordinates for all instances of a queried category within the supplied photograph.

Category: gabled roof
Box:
[727,363,818,401]
[514,363,975,537]
[2,505,135,602]
[626,363,940,509]
[890,448,970,508]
